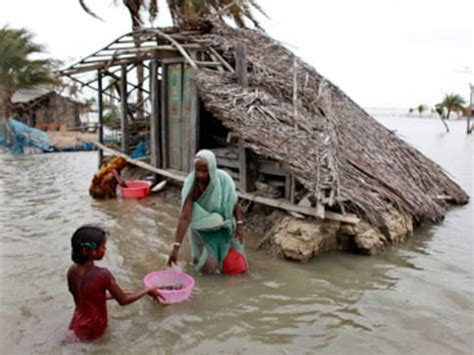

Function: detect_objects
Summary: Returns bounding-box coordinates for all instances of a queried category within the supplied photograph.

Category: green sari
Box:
[181,150,246,273]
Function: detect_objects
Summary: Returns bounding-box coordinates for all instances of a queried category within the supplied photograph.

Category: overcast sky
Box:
[1,0,473,108]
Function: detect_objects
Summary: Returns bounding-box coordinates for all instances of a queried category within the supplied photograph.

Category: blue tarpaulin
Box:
[131,140,150,159]
[0,118,54,154]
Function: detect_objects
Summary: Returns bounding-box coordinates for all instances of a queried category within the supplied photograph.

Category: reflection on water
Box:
[0,117,472,354]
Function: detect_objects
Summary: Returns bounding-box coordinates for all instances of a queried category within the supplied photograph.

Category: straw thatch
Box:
[190,23,468,224]
[60,21,468,225]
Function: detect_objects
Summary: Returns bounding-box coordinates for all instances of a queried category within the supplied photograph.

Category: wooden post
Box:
[235,45,252,192]
[150,60,161,167]
[188,69,199,168]
[290,174,296,204]
[120,64,129,154]
[235,45,248,87]
[160,63,168,168]
[97,69,104,168]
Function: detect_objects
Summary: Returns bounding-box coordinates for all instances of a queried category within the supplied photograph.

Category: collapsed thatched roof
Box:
[60,22,468,224]
[190,23,468,224]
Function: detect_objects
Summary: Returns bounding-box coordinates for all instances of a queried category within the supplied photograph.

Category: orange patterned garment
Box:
[89,157,127,199]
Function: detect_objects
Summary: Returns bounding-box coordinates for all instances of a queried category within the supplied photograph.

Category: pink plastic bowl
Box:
[144,269,195,304]
[120,180,151,199]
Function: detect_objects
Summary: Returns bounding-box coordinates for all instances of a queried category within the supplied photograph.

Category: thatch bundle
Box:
[189,23,468,224]
[60,21,468,226]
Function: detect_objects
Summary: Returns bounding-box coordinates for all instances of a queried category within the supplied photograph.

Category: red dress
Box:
[68,266,114,341]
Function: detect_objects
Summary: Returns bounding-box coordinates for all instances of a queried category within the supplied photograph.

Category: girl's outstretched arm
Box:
[108,279,164,305]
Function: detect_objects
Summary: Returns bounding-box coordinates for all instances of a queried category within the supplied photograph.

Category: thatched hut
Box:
[60,22,468,260]
[11,87,87,131]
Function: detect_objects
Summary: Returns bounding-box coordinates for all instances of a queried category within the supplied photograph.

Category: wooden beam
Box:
[235,44,252,192]
[160,62,168,168]
[208,47,235,73]
[188,67,199,168]
[290,174,296,204]
[94,140,186,182]
[239,139,248,192]
[238,191,360,224]
[120,64,129,154]
[60,57,149,76]
[97,69,104,168]
[150,60,161,168]
[235,45,248,87]
[148,29,198,70]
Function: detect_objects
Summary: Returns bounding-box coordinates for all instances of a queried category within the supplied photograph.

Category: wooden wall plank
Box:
[167,63,183,170]
[182,65,193,172]
[150,60,161,168]
[160,61,168,168]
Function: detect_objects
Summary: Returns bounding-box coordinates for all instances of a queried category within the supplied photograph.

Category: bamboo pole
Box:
[97,69,104,168]
[148,29,198,70]
[120,64,129,154]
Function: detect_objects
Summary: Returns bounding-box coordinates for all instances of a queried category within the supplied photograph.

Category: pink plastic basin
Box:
[144,269,195,304]
[120,180,151,199]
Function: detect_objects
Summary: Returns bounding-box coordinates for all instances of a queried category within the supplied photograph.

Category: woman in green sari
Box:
[167,150,247,274]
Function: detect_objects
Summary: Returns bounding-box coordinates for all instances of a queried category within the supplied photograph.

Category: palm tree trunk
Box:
[440,116,450,132]
[0,88,15,119]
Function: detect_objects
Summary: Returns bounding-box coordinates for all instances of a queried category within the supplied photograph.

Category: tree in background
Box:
[167,0,267,28]
[416,104,427,116]
[438,93,466,120]
[434,103,450,132]
[79,0,266,29]
[0,26,58,119]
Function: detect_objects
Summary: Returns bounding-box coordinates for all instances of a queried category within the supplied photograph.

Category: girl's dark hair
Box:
[71,225,107,264]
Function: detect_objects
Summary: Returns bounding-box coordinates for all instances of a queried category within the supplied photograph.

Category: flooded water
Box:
[0,116,472,354]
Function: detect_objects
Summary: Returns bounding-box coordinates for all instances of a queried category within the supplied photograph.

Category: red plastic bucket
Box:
[120,180,151,199]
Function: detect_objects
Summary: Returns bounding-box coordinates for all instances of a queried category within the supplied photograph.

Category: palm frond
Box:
[78,0,104,21]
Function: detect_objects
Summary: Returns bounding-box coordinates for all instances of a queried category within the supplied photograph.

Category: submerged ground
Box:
[0,115,472,354]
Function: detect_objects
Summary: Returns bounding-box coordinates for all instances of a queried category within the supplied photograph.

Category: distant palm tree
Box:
[439,93,466,120]
[0,26,58,118]
[416,104,427,116]
[435,103,445,118]
[435,103,449,132]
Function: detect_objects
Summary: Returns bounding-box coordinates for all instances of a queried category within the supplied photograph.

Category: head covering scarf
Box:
[181,149,246,272]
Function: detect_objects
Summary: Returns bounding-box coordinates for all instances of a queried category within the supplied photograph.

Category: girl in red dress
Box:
[67,225,163,341]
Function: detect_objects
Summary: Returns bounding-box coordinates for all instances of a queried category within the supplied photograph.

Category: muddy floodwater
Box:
[0,115,472,354]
